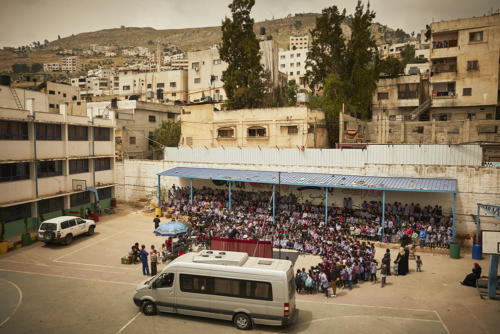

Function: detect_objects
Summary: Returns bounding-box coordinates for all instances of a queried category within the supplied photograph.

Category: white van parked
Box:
[37,216,96,245]
[133,250,298,330]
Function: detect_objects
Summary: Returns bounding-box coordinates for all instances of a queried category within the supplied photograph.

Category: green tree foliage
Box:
[31,63,43,73]
[220,0,265,109]
[306,1,380,147]
[379,56,404,77]
[400,44,427,64]
[152,121,181,153]
[305,5,346,91]
[12,63,30,73]
[286,80,298,106]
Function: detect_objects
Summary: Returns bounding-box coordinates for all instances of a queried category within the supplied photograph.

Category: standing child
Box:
[150,250,158,276]
[416,255,423,272]
[139,245,149,276]
[370,260,378,282]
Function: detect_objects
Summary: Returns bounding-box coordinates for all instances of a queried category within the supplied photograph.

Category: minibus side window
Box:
[157,273,174,288]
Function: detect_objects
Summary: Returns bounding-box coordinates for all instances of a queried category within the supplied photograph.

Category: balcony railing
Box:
[432,40,458,49]
[432,64,457,73]
[432,91,456,98]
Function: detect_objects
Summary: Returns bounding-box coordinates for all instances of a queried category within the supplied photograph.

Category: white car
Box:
[37,216,96,245]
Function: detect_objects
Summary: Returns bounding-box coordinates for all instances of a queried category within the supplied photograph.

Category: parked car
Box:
[37,216,96,245]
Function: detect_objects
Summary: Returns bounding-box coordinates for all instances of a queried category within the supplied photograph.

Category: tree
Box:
[44,39,49,45]
[12,63,30,73]
[31,63,43,73]
[305,5,346,91]
[220,0,266,109]
[286,80,298,106]
[379,56,404,77]
[152,121,181,154]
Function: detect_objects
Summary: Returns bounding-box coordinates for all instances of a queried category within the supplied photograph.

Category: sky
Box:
[0,0,499,47]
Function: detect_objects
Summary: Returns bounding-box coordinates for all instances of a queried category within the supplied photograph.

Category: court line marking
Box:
[433,310,451,334]
[116,312,141,334]
[53,260,138,271]
[297,298,438,313]
[0,278,23,328]
[0,259,129,275]
[53,231,126,262]
[0,268,137,286]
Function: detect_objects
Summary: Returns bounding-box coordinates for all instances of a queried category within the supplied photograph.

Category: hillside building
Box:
[61,56,81,73]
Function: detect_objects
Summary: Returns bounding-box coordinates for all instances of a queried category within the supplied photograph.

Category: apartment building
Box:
[0,85,115,239]
[112,101,181,159]
[118,69,188,103]
[290,35,309,50]
[43,63,60,72]
[377,41,418,59]
[37,81,80,113]
[61,56,81,72]
[180,104,328,149]
[278,48,309,89]
[187,46,227,103]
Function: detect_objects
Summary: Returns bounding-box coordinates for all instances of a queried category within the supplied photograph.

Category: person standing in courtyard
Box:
[150,250,158,276]
[139,245,149,276]
[153,215,160,230]
[416,256,423,272]
[381,261,388,288]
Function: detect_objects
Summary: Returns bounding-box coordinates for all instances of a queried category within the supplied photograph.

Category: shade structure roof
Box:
[158,167,457,193]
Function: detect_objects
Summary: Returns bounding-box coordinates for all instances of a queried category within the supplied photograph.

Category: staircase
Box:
[409,99,431,121]
[9,86,23,110]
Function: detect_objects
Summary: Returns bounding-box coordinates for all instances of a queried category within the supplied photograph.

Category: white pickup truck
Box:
[37,215,96,245]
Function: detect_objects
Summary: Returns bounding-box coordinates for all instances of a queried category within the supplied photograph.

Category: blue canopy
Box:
[154,221,189,237]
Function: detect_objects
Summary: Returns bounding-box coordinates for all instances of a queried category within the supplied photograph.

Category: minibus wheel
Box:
[233,313,252,330]
[142,301,157,316]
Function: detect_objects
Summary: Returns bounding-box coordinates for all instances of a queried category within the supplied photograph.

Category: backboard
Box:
[482,230,500,255]
[72,179,87,192]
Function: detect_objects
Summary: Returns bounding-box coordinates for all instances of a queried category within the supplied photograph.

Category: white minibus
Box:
[133,250,298,330]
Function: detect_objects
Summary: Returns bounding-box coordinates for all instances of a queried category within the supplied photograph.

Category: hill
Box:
[0,13,411,73]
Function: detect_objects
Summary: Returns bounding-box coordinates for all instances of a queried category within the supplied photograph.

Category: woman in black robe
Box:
[396,247,410,276]
[461,263,482,287]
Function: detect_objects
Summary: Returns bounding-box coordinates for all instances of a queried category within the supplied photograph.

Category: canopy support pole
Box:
[325,187,328,225]
[228,181,232,213]
[452,192,456,243]
[157,175,161,208]
[382,190,386,242]
[272,184,275,225]
[190,178,193,205]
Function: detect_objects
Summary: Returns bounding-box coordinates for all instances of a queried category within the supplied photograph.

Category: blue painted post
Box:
[272,184,275,225]
[228,181,232,213]
[382,191,386,242]
[452,192,456,243]
[157,175,161,208]
[488,255,499,298]
[325,187,328,225]
[190,178,193,205]
[476,204,480,243]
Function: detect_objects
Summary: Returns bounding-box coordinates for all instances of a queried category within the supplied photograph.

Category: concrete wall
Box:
[114,157,499,236]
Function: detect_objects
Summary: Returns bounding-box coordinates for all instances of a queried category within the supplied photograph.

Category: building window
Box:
[247,126,266,138]
[149,115,156,123]
[97,187,112,200]
[297,53,301,57]
[171,92,176,97]
[438,114,448,121]
[68,125,88,141]
[378,92,389,100]
[290,72,293,75]
[186,137,193,146]
[49,104,55,108]
[36,123,61,140]
[463,88,472,96]
[467,60,479,71]
[0,163,30,182]
[0,121,28,140]
[296,62,300,66]
[170,82,176,88]
[94,158,111,171]
[194,78,201,84]
[191,62,200,69]
[147,84,152,88]
[296,71,300,75]
[486,113,493,120]
[217,128,234,138]
[469,31,483,42]
[287,126,298,135]
[397,83,418,99]
[213,59,221,65]
[122,85,130,90]
[157,83,164,88]
[129,136,136,145]
[37,160,63,178]
[413,126,424,134]
[70,191,90,207]
[0,203,31,222]
[94,127,111,141]
[48,90,55,95]
[69,159,89,174]
[39,196,64,214]
[280,64,285,68]
[290,63,294,67]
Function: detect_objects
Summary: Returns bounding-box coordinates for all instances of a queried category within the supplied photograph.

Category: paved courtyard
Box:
[0,206,498,334]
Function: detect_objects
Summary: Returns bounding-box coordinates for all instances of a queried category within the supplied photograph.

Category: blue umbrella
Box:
[154,221,189,237]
